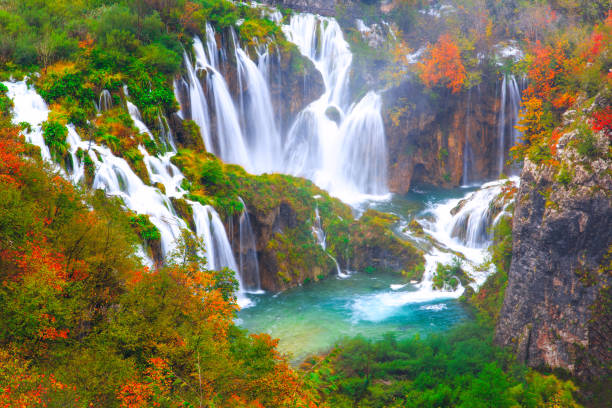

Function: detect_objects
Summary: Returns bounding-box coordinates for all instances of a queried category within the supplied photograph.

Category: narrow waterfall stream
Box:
[237,198,263,294]
[496,74,523,176]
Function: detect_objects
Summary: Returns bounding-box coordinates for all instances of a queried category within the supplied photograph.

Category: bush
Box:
[432,258,463,290]
[556,165,572,185]
[128,214,161,242]
[42,120,68,159]
[200,159,224,186]
[575,124,598,158]
[137,43,180,76]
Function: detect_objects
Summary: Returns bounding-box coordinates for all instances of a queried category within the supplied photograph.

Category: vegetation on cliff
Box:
[172,148,424,289]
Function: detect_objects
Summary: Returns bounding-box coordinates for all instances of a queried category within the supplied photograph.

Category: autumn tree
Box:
[419,33,466,93]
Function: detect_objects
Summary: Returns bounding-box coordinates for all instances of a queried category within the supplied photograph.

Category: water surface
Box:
[238,271,469,363]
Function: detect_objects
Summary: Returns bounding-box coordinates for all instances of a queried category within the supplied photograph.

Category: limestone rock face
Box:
[383,76,501,193]
[495,130,612,380]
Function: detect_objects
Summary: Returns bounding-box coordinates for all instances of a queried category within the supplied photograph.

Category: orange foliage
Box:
[419,34,466,93]
[592,107,612,137]
[0,127,25,186]
[0,350,77,408]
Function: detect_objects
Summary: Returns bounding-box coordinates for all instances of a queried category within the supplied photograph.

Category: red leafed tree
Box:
[419,34,466,93]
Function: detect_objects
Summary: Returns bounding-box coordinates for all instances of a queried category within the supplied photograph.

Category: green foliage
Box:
[574,123,599,158]
[128,214,161,242]
[42,120,68,159]
[432,258,466,290]
[309,323,581,407]
[200,158,225,186]
[470,213,513,324]
[556,165,573,185]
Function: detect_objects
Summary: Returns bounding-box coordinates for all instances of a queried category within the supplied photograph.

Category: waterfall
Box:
[312,205,326,249]
[191,202,252,307]
[176,13,389,203]
[312,202,348,278]
[235,44,282,174]
[183,50,212,149]
[282,14,389,202]
[508,75,523,157]
[237,198,262,293]
[422,179,516,266]
[337,92,388,196]
[497,75,507,175]
[496,74,523,176]
[99,89,112,112]
[4,81,51,161]
[192,34,252,170]
[5,80,252,307]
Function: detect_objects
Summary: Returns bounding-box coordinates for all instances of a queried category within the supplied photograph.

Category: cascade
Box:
[497,75,507,175]
[182,51,212,149]
[234,40,282,174]
[312,201,348,278]
[5,81,252,306]
[282,14,389,202]
[178,12,389,203]
[3,81,51,161]
[421,178,515,269]
[312,204,326,249]
[192,34,252,170]
[191,202,252,307]
[98,89,113,112]
[496,74,523,176]
[237,198,262,293]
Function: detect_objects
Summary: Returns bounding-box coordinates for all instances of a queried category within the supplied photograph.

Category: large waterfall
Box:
[4,80,253,307]
[180,14,389,203]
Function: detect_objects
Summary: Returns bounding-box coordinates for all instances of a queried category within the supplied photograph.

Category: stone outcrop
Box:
[226,181,424,292]
[382,75,502,193]
[495,128,612,380]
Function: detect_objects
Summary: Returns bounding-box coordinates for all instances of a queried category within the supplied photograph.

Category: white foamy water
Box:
[4,80,255,307]
[178,13,389,204]
[378,178,517,311]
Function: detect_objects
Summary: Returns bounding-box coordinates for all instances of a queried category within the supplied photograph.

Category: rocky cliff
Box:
[382,74,503,193]
[495,125,612,380]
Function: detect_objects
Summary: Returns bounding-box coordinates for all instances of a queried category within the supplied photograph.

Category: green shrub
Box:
[42,120,68,159]
[556,165,572,186]
[575,123,598,158]
[432,259,463,290]
[200,159,224,186]
[128,214,161,242]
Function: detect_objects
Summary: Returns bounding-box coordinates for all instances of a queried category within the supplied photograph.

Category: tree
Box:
[419,33,466,93]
